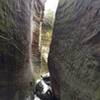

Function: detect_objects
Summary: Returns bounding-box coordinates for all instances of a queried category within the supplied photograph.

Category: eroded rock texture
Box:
[0,0,34,100]
[48,0,100,100]
[32,0,46,70]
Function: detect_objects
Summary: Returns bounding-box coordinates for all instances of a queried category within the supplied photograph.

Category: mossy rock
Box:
[95,87,100,100]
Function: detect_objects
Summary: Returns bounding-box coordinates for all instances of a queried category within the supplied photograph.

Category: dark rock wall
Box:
[48,0,100,100]
[0,0,34,100]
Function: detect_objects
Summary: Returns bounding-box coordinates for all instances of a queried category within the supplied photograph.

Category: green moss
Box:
[95,87,100,100]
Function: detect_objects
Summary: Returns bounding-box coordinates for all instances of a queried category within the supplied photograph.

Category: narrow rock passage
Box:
[32,0,58,100]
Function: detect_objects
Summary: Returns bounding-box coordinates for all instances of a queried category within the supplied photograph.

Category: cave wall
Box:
[48,0,100,100]
[0,0,34,100]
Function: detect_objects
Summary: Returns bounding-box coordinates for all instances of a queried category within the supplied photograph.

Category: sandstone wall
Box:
[48,0,100,100]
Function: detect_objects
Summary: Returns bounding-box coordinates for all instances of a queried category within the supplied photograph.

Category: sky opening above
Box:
[45,0,59,14]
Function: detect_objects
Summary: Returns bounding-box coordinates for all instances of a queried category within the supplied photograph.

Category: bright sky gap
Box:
[44,0,59,14]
